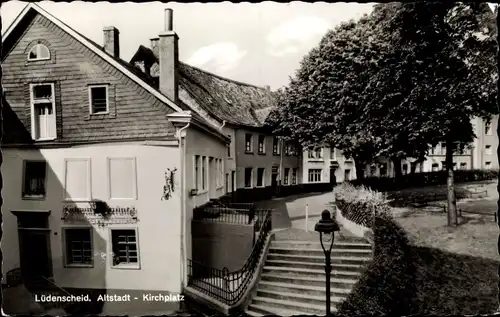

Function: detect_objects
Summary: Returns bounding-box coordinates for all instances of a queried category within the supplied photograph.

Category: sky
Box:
[1,1,375,89]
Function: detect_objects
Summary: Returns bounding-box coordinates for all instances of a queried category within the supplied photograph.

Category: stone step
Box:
[260,273,357,289]
[256,289,345,307]
[267,253,371,265]
[258,280,352,298]
[246,303,311,316]
[262,266,361,279]
[265,259,367,272]
[271,240,372,250]
[269,247,372,257]
[251,296,333,315]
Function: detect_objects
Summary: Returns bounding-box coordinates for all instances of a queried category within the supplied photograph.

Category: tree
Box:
[266,2,497,226]
[375,2,497,226]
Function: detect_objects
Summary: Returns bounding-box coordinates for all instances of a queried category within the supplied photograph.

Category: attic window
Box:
[89,85,109,114]
[28,44,50,61]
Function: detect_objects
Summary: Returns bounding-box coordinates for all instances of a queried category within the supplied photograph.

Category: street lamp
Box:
[315,209,340,317]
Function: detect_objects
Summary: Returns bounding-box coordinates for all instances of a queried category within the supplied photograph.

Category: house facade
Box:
[1,4,229,312]
[302,116,499,184]
[129,33,301,196]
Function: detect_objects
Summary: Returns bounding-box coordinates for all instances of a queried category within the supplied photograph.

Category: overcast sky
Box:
[1,1,375,89]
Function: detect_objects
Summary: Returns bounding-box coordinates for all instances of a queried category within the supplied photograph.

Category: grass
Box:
[338,181,500,316]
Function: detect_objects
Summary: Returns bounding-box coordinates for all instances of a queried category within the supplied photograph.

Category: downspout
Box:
[177,122,190,289]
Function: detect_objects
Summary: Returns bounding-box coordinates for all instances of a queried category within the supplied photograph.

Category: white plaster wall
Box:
[1,143,182,292]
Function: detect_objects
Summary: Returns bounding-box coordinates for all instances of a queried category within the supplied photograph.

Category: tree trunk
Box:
[392,158,402,179]
[446,138,458,227]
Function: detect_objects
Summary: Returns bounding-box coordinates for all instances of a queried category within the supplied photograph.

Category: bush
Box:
[333,183,391,227]
[339,212,415,316]
[334,184,415,315]
[348,169,498,192]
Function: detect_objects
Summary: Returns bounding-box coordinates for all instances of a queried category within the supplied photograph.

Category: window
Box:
[244,168,253,188]
[22,161,47,199]
[111,229,139,268]
[460,162,467,170]
[194,155,200,190]
[258,135,265,154]
[227,144,231,157]
[485,161,492,169]
[485,145,492,155]
[308,169,322,183]
[285,143,290,156]
[402,164,408,175]
[292,168,297,185]
[64,228,93,267]
[28,43,50,61]
[330,148,337,160]
[379,163,387,177]
[485,120,492,135]
[245,134,253,153]
[108,158,137,199]
[30,83,56,140]
[432,163,439,172]
[202,156,207,190]
[441,161,447,171]
[64,158,91,201]
[89,85,109,114]
[308,148,322,159]
[284,168,290,185]
[344,169,351,181]
[257,168,265,187]
[440,142,446,156]
[272,137,280,155]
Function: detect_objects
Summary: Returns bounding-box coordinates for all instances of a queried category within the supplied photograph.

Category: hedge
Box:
[335,184,415,315]
[348,169,498,192]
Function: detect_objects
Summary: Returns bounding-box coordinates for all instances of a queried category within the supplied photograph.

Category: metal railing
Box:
[187,209,272,305]
[193,203,268,226]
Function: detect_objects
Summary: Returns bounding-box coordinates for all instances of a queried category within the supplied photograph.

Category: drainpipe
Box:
[177,122,190,289]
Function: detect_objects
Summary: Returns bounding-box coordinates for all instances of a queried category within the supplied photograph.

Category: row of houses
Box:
[1,4,498,314]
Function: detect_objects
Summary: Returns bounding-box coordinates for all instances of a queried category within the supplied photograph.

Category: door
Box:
[329,167,337,185]
[225,173,229,194]
[231,171,236,192]
[19,230,52,281]
[271,173,278,195]
[344,169,351,182]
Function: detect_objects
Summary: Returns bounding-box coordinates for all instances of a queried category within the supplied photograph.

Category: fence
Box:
[187,209,272,305]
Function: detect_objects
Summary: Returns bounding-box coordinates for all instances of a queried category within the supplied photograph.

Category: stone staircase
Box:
[245,239,372,316]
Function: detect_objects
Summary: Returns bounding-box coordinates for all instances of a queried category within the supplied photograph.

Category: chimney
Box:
[158,8,179,103]
[103,26,120,58]
[150,37,159,57]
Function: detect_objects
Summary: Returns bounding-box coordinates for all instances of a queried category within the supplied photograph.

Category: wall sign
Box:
[61,206,138,226]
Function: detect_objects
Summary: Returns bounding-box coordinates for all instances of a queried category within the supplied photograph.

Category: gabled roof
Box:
[2,3,228,143]
[130,45,277,128]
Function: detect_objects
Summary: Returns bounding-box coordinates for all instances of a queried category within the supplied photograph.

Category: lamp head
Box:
[314,210,340,234]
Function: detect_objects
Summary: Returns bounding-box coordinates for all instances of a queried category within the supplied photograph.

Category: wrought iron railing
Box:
[193,203,267,227]
[187,209,272,305]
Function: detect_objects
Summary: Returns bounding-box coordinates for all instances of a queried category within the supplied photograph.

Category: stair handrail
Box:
[187,208,272,306]
[39,275,73,296]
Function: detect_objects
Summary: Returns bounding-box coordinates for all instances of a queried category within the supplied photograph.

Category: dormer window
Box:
[28,44,50,61]
[89,85,109,114]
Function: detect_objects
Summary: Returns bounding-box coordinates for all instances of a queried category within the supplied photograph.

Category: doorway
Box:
[19,230,52,281]
[225,173,229,194]
[14,212,53,283]
[329,167,337,185]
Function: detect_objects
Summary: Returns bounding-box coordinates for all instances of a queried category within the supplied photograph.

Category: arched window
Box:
[28,44,50,61]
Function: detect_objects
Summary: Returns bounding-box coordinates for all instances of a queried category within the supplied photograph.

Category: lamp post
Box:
[315,209,340,317]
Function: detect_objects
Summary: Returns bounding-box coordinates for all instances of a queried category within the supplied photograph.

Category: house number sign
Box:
[61,206,139,226]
